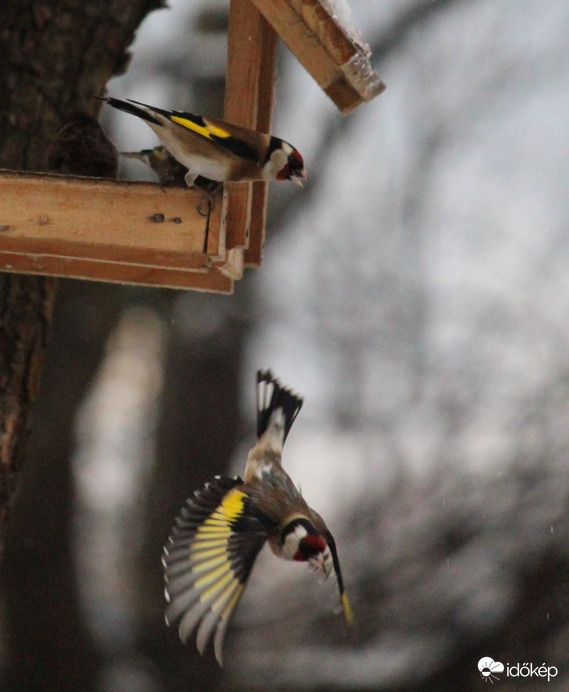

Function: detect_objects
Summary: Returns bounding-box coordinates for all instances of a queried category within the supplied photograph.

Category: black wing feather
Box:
[128,99,260,161]
[256,370,303,441]
[162,476,270,664]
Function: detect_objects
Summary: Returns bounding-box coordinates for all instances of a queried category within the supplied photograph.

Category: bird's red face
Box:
[280,518,330,575]
[294,532,327,561]
[276,145,307,187]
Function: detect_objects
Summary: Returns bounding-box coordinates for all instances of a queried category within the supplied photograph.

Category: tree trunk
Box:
[0,1,163,689]
[0,275,55,559]
[0,0,163,569]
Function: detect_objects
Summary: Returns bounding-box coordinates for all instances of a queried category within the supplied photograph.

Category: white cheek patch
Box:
[264,148,288,178]
[282,524,307,560]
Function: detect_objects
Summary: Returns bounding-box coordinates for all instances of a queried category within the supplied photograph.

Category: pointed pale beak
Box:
[310,552,331,575]
[291,170,307,188]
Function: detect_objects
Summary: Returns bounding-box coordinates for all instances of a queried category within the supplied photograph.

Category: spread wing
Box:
[162,476,270,665]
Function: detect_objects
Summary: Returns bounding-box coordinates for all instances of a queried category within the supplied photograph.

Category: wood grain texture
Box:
[223,0,277,265]
[245,12,277,267]
[251,0,385,113]
[0,170,224,269]
[0,1,169,686]
[0,252,234,292]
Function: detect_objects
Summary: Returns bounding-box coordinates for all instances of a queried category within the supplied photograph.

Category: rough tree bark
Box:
[0,1,163,689]
[0,0,164,568]
[0,275,55,557]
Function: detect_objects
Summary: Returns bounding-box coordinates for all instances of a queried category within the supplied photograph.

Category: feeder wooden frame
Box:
[0,0,384,293]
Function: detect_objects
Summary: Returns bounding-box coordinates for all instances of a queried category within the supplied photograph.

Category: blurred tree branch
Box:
[269,0,465,229]
[370,0,463,62]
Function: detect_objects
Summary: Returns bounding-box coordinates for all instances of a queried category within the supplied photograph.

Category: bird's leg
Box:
[194,180,223,216]
[184,170,198,188]
[184,170,222,214]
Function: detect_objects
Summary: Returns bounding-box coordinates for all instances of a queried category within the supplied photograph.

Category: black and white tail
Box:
[99,97,163,126]
[256,370,303,443]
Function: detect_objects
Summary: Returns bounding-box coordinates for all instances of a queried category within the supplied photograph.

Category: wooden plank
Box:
[217,247,244,280]
[220,183,250,252]
[224,0,257,251]
[0,170,224,270]
[0,235,210,270]
[244,181,268,267]
[244,11,278,266]
[202,192,225,259]
[223,0,277,255]
[0,252,234,293]
[250,0,385,113]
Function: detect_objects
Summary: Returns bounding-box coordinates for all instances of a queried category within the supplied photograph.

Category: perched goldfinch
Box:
[162,370,353,665]
[121,145,188,186]
[101,97,307,188]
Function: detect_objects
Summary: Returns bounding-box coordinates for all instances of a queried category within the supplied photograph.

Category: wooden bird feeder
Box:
[0,0,384,293]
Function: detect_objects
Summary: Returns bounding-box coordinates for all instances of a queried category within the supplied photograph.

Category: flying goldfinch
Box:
[101,97,307,188]
[162,370,353,665]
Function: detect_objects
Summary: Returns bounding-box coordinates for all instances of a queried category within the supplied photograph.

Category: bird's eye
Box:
[288,154,302,170]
